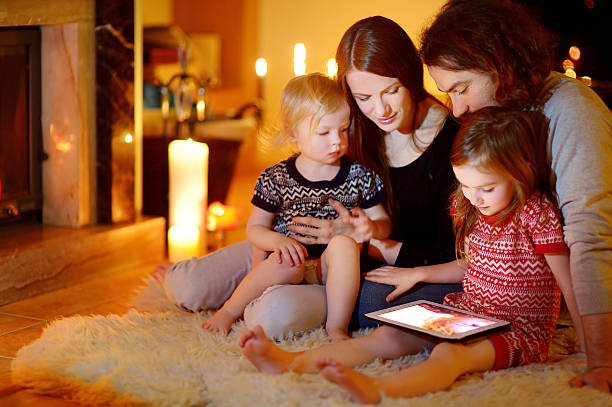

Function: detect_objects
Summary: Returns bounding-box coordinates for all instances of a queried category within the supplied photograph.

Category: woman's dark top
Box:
[355,116,463,329]
[390,116,458,267]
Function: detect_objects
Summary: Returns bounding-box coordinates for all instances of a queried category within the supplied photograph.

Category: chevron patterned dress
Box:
[444,192,568,369]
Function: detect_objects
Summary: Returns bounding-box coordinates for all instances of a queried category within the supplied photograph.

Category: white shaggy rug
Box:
[10,278,611,407]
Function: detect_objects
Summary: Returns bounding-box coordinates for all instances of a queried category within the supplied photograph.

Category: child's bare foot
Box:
[238,325,296,374]
[202,308,236,334]
[327,328,351,342]
[151,262,173,283]
[316,358,381,404]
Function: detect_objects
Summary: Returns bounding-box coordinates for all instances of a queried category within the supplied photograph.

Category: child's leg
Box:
[239,324,433,374]
[320,235,360,341]
[203,256,304,333]
[251,246,268,270]
[317,339,496,403]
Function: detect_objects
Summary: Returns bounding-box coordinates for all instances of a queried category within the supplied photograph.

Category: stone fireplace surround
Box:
[0,1,165,306]
[1,0,135,227]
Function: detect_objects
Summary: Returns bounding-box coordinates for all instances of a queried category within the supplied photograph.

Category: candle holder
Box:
[160,44,211,139]
[207,201,243,251]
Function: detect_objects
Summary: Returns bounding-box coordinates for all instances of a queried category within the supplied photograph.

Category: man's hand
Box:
[570,367,612,393]
[569,313,612,393]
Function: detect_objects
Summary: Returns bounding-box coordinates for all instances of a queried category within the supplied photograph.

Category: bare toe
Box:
[239,329,257,348]
[317,358,380,404]
[241,326,292,374]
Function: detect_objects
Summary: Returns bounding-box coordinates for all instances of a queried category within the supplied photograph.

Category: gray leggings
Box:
[163,240,327,338]
[163,239,461,338]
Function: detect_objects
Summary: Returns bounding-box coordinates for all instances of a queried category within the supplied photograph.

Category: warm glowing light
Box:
[196,88,206,121]
[294,43,306,61]
[580,76,592,87]
[124,133,133,143]
[196,100,206,121]
[168,225,200,262]
[207,201,243,231]
[168,139,209,261]
[56,141,72,152]
[294,43,306,76]
[294,62,306,76]
[564,68,577,79]
[327,58,338,78]
[562,59,574,71]
[255,58,267,78]
[50,123,73,152]
[569,46,581,61]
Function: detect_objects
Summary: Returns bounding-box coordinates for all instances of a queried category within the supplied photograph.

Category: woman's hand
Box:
[288,199,360,243]
[343,206,376,242]
[364,265,425,302]
[272,235,307,267]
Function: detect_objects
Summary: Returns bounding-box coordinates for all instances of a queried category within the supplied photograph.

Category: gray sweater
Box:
[538,72,612,315]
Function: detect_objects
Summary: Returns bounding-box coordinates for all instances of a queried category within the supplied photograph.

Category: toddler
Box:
[203,73,391,341]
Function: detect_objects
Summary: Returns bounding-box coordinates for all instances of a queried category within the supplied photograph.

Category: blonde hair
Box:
[263,73,347,152]
[450,106,552,260]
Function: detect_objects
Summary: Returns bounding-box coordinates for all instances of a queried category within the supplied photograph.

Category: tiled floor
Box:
[0,263,158,405]
[0,130,267,405]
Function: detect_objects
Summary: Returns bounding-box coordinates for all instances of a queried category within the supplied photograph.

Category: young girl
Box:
[203,73,392,341]
[239,106,584,402]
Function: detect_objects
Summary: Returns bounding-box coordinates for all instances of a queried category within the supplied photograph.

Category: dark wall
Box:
[521,0,612,106]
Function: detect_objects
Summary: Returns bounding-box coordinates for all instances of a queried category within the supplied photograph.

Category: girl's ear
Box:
[285,125,297,142]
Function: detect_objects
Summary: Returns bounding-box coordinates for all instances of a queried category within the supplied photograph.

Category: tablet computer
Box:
[364,300,510,341]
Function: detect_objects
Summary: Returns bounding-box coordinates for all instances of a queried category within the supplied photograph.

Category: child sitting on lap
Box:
[203,73,391,341]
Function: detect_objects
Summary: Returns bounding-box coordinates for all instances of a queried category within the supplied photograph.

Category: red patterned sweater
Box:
[444,192,568,369]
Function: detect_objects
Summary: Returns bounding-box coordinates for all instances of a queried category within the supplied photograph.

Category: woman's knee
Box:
[163,241,253,311]
[244,284,327,339]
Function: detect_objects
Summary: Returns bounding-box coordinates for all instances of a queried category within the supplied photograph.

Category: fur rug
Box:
[10,278,611,407]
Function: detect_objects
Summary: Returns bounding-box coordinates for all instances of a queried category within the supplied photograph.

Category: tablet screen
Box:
[365,300,509,340]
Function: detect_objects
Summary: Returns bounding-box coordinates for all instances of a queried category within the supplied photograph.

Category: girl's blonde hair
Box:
[264,73,347,151]
[450,106,551,259]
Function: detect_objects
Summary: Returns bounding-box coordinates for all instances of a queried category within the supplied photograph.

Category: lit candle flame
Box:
[327,58,338,78]
[294,43,306,76]
[255,58,267,78]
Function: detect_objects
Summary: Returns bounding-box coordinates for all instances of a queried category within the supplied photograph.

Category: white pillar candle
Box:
[167,225,200,263]
[168,139,208,262]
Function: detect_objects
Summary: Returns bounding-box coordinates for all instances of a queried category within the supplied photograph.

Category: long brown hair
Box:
[451,106,552,259]
[421,0,556,109]
[336,16,430,220]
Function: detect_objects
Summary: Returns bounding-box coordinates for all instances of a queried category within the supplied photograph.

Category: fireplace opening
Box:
[0,27,42,224]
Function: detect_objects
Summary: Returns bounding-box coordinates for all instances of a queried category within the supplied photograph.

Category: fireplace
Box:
[0,0,136,228]
[0,27,42,224]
